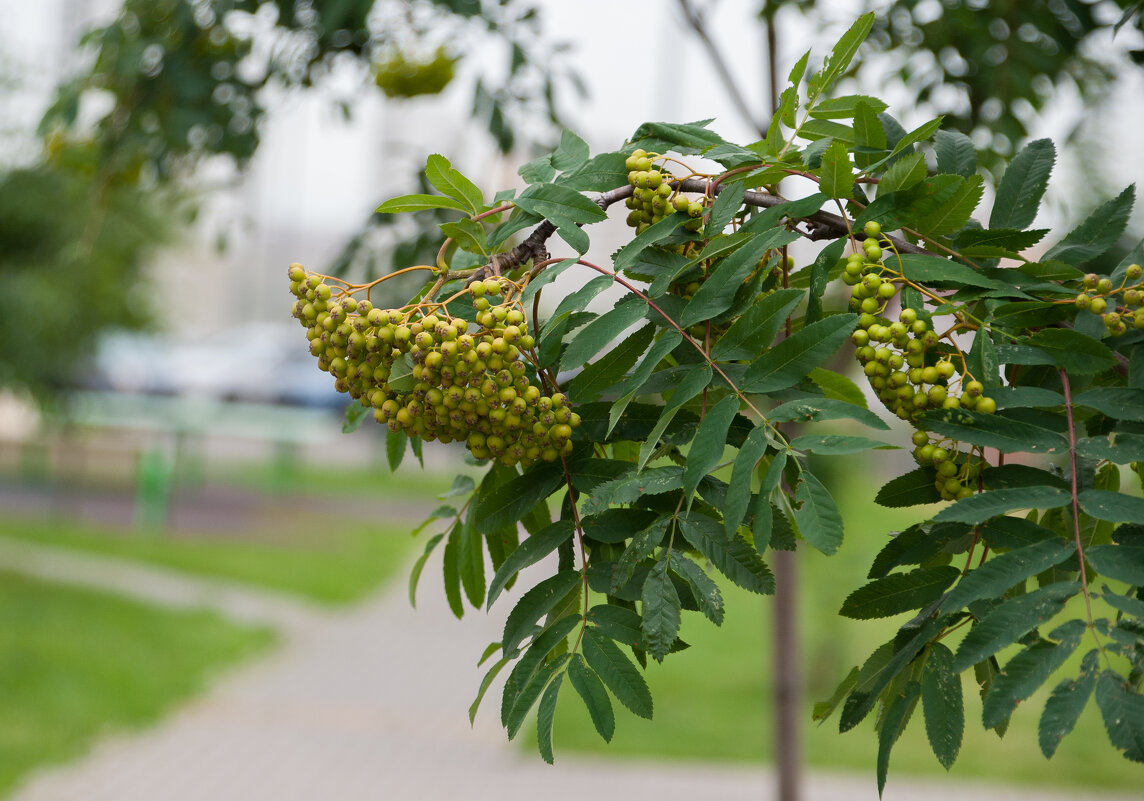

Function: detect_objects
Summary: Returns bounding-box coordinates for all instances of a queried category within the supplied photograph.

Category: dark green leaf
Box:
[814,666,860,723]
[681,229,799,328]
[385,426,407,470]
[982,620,1085,729]
[551,129,590,172]
[1074,388,1144,422]
[469,655,510,724]
[768,397,890,430]
[611,516,670,592]
[631,119,726,153]
[679,512,774,594]
[742,314,858,394]
[515,183,607,228]
[1044,186,1135,266]
[853,101,887,170]
[473,461,563,534]
[1079,490,1144,524]
[561,152,629,192]
[641,553,682,662]
[840,566,960,620]
[706,184,746,233]
[442,523,464,619]
[586,604,643,646]
[817,139,854,199]
[535,672,564,764]
[942,539,1074,613]
[682,395,740,498]
[933,486,1069,524]
[506,653,569,739]
[567,323,655,403]
[581,466,684,517]
[878,681,920,796]
[933,130,976,179]
[917,408,1068,455]
[669,552,724,625]
[607,330,683,436]
[1085,544,1144,585]
[637,364,713,469]
[725,425,772,537]
[711,288,803,361]
[408,532,445,608]
[580,508,660,545]
[426,154,484,213]
[794,471,844,555]
[458,514,485,607]
[921,643,963,770]
[913,175,984,237]
[1095,671,1144,762]
[952,582,1080,672]
[568,654,615,742]
[502,571,583,655]
[897,253,1001,289]
[487,521,574,610]
[614,213,691,274]
[990,139,1055,231]
[582,627,653,719]
[876,152,926,196]
[1039,649,1100,758]
[980,464,1067,491]
[1025,329,1118,375]
[876,467,942,507]
[1076,432,1144,463]
[790,434,897,455]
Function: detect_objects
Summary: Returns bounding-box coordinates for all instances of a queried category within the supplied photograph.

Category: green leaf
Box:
[535,671,564,764]
[725,425,772,537]
[921,643,964,770]
[631,119,726,154]
[809,367,867,407]
[681,228,799,328]
[1085,544,1144,584]
[473,461,563,534]
[637,364,712,470]
[582,627,653,719]
[469,655,510,724]
[458,513,485,607]
[741,314,858,394]
[982,620,1085,729]
[1076,432,1144,463]
[794,471,844,555]
[941,538,1074,613]
[679,512,774,594]
[817,139,854,199]
[1079,490,1144,524]
[515,183,607,228]
[376,193,470,214]
[611,516,669,592]
[933,486,1070,524]
[408,532,445,608]
[487,521,573,610]
[506,653,569,739]
[814,666,860,723]
[952,582,1080,672]
[581,466,685,517]
[567,323,655,404]
[385,426,407,470]
[641,552,683,662]
[561,152,629,192]
[809,12,875,101]
[1039,649,1100,758]
[878,680,920,797]
[917,408,1068,455]
[896,253,1001,290]
[556,223,590,254]
[439,218,488,253]
[425,154,484,213]
[502,571,583,655]
[913,174,984,237]
[840,566,960,620]
[810,94,888,119]
[1025,329,1118,375]
[442,523,464,619]
[989,139,1055,231]
[883,116,944,163]
[669,552,725,625]
[706,184,746,234]
[933,130,976,179]
[551,129,590,172]
[768,397,889,430]
[1074,388,1144,422]
[608,330,683,436]
[876,467,942,507]
[614,214,691,274]
[1043,185,1135,266]
[790,434,896,455]
[586,604,642,646]
[1095,671,1144,762]
[682,395,740,499]
[853,101,887,170]
[561,297,648,371]
[711,288,803,361]
[876,152,926,196]
[568,654,615,742]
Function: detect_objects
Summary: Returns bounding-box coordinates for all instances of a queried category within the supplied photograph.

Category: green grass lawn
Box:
[0,516,424,605]
[549,456,1144,791]
[0,571,274,796]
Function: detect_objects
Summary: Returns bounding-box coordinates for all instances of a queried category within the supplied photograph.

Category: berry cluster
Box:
[1074,264,1144,336]
[623,149,705,233]
[910,430,984,500]
[288,265,579,467]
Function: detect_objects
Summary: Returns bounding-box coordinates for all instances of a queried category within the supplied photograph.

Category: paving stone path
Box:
[4,539,1139,801]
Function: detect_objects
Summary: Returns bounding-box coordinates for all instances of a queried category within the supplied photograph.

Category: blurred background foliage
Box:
[3,0,1143,405]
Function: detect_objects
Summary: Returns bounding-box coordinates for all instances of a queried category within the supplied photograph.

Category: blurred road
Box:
[5,541,1141,801]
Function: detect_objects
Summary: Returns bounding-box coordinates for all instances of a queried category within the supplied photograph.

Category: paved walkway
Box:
[4,541,1140,801]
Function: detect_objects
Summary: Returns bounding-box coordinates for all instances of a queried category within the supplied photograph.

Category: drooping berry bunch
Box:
[623,149,706,233]
[288,264,579,467]
[1074,264,1144,336]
